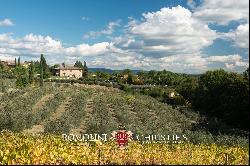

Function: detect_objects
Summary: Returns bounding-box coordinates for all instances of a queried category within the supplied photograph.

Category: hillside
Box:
[0,79,249,164]
[0,81,198,136]
[0,79,248,146]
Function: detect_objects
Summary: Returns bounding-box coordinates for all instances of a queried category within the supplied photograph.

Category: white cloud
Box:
[206,54,249,70]
[103,5,247,73]
[0,33,111,64]
[65,42,110,56]
[84,20,121,39]
[193,0,249,25]
[235,61,249,67]
[128,5,217,57]
[220,24,249,49]
[225,61,249,70]
[0,4,248,74]
[206,54,242,63]
[0,33,13,41]
[0,32,248,73]
[0,18,14,26]
[225,63,235,70]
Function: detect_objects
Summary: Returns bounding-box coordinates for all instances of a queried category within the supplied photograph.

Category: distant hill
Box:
[88,68,144,74]
[88,68,201,77]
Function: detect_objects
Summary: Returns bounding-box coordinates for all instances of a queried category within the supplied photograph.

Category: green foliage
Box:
[175,76,199,102]
[0,61,4,70]
[243,67,249,79]
[192,69,249,130]
[28,61,35,84]
[39,54,50,80]
[83,61,88,73]
[74,61,84,68]
[122,69,132,75]
[120,84,133,93]
[15,67,29,87]
[17,56,20,67]
[127,74,133,84]
[0,82,249,147]
[95,71,111,81]
[0,62,16,79]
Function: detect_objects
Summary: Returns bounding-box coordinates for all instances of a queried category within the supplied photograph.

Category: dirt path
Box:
[50,96,72,120]
[107,103,117,119]
[23,95,72,134]
[70,91,97,135]
[32,94,54,113]
[23,125,44,134]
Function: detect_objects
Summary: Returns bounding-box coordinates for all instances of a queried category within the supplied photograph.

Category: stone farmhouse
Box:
[54,65,83,79]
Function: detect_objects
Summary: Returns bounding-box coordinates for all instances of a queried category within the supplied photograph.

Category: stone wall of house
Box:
[59,69,83,78]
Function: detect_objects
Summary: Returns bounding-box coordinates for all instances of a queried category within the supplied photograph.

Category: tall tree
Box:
[74,61,84,68]
[127,74,133,84]
[16,67,29,87]
[39,54,50,79]
[83,61,88,72]
[28,61,35,84]
[83,61,88,77]
[122,69,132,75]
[0,61,4,70]
[39,54,44,86]
[243,68,249,79]
[193,69,249,130]
[62,62,65,68]
[17,56,21,67]
[15,58,17,67]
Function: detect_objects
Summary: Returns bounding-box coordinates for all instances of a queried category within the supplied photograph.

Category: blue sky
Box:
[0,0,249,73]
[1,0,191,44]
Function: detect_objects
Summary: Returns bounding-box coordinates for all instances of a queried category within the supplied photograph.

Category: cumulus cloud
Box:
[65,42,110,56]
[193,0,249,25]
[0,4,248,74]
[225,62,249,70]
[84,20,121,39]
[0,33,112,64]
[220,24,249,49]
[0,33,13,41]
[127,5,217,58]
[206,54,242,63]
[206,54,249,70]
[0,18,14,26]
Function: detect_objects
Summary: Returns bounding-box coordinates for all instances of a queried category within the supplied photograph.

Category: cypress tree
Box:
[39,54,50,79]
[15,58,17,67]
[83,61,88,77]
[17,56,21,67]
[29,61,34,84]
[74,61,84,68]
[39,54,44,86]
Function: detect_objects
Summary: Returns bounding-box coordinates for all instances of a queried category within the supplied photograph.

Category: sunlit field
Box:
[0,131,249,165]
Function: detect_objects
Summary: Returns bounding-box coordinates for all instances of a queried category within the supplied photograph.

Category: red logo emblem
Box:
[111,126,133,149]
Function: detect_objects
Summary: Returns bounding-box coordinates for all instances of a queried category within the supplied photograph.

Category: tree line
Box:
[82,68,249,131]
[1,56,249,131]
[0,54,88,87]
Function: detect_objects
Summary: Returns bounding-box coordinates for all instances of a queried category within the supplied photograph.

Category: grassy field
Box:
[0,79,249,164]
